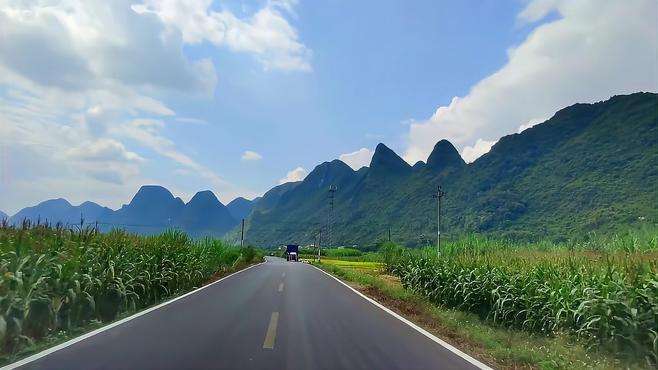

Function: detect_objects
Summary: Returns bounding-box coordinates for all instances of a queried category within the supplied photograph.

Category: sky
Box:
[0,0,656,214]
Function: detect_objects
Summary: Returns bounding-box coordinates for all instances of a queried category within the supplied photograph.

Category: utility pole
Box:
[388,227,391,242]
[317,228,322,262]
[240,219,245,247]
[327,185,337,248]
[433,185,446,257]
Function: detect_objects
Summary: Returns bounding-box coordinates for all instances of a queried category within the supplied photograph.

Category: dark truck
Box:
[285,244,299,262]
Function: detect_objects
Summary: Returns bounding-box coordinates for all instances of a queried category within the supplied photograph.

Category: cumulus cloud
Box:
[461,139,497,163]
[278,166,307,184]
[132,0,312,72]
[241,150,263,161]
[0,0,265,212]
[65,139,145,163]
[0,0,217,93]
[518,117,549,133]
[339,148,374,170]
[404,0,658,164]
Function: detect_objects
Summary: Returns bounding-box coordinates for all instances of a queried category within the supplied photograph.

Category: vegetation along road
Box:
[5,257,489,370]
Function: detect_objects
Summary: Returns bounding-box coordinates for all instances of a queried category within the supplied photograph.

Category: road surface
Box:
[8,257,488,370]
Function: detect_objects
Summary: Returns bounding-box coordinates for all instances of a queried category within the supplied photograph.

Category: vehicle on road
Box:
[286,244,299,262]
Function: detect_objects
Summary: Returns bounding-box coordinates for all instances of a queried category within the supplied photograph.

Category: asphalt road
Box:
[8,257,488,370]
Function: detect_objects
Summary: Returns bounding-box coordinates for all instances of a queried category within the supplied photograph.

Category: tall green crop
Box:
[0,222,261,358]
[383,231,658,365]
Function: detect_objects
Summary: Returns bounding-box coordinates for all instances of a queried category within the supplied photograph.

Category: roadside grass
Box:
[314,260,650,370]
[305,258,382,273]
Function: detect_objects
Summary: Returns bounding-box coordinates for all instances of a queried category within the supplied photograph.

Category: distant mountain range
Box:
[5,93,656,246]
[0,210,7,220]
[8,186,256,237]
[243,92,657,248]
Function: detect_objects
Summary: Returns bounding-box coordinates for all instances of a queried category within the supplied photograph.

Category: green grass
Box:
[311,259,382,272]
[315,260,649,369]
[0,221,263,364]
[299,246,381,262]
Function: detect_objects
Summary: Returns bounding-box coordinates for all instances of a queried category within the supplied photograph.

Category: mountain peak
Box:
[426,139,465,172]
[304,159,355,189]
[130,185,175,205]
[369,143,411,174]
[228,197,250,205]
[227,197,255,220]
[412,161,425,170]
[188,190,221,206]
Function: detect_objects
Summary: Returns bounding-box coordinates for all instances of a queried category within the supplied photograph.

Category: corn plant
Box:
[0,224,261,358]
[384,230,658,365]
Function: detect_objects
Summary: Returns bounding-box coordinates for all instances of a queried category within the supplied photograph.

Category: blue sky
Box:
[171,0,530,193]
[0,0,656,214]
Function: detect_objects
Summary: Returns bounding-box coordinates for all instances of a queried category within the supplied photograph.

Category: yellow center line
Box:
[263,312,279,349]
[278,282,284,292]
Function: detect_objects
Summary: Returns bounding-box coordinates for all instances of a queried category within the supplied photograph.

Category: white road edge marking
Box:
[278,282,284,292]
[2,262,265,370]
[310,265,493,370]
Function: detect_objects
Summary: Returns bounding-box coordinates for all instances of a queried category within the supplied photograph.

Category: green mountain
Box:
[227,197,256,220]
[245,92,658,248]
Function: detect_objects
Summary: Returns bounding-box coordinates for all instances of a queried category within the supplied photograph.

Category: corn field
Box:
[382,231,658,365]
[0,221,261,359]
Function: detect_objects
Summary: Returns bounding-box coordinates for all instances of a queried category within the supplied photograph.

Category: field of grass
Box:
[299,246,381,262]
[0,221,262,364]
[312,259,382,273]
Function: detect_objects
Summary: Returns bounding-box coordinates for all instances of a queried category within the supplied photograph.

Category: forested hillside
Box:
[245,93,657,248]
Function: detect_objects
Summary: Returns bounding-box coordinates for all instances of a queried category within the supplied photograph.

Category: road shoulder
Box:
[309,263,493,370]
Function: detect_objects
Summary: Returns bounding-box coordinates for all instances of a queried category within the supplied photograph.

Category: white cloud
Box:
[278,166,307,184]
[132,0,312,72]
[65,138,145,163]
[0,0,217,93]
[518,116,548,133]
[241,150,263,161]
[404,0,658,164]
[116,119,228,188]
[461,139,497,163]
[339,148,374,170]
[0,0,263,212]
